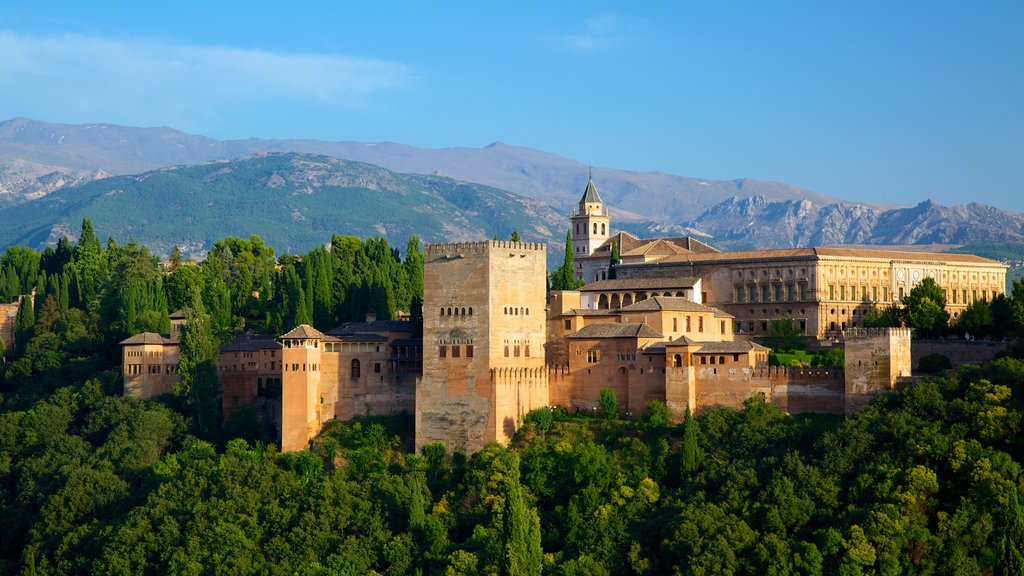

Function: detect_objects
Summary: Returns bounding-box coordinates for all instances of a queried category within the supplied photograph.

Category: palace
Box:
[121,177,1006,453]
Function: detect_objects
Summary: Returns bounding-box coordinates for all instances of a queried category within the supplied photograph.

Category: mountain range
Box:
[2,117,1023,261]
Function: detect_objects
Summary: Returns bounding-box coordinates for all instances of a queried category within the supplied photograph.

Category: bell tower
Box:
[570,173,610,262]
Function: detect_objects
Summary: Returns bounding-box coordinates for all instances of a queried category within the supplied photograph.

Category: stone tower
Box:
[843,327,912,416]
[570,177,610,278]
[416,240,549,453]
[279,324,324,452]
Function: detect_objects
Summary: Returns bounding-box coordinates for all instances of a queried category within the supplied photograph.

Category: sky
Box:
[1,1,1022,211]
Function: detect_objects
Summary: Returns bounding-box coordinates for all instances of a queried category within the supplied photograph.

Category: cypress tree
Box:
[14,295,34,352]
[405,235,424,302]
[178,293,221,437]
[609,241,620,280]
[510,230,522,242]
[681,404,702,476]
[501,453,542,576]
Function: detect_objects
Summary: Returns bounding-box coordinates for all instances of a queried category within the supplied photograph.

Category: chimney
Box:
[365,312,377,323]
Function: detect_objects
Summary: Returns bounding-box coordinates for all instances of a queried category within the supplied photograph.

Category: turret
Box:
[570,176,611,261]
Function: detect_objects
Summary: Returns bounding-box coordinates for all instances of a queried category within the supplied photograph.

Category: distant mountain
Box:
[3,117,1023,256]
[0,152,567,260]
[688,196,1024,250]
[0,118,836,224]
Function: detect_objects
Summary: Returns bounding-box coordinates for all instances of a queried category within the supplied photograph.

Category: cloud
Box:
[0,30,413,132]
[559,14,631,54]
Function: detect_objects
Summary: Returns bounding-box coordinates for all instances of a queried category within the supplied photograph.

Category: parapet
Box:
[425,240,547,259]
[845,327,913,340]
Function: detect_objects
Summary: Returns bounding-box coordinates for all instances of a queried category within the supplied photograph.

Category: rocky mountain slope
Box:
[688,196,1024,250]
[0,152,566,260]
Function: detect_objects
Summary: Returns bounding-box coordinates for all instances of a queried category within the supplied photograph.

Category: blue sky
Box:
[2,2,1022,211]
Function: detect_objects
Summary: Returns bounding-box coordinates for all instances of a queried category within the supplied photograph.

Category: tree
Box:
[501,453,542,576]
[958,298,994,337]
[14,295,34,353]
[645,400,670,428]
[598,388,618,419]
[864,304,903,328]
[680,405,702,476]
[903,277,949,338]
[764,318,805,351]
[608,241,620,280]
[177,293,221,438]
[999,485,1024,576]
[510,230,522,242]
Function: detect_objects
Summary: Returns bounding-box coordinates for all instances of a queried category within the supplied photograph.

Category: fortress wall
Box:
[912,339,1009,368]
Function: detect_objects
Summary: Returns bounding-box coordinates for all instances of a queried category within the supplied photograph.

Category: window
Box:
[710,356,716,365]
[719,356,726,365]
[774,284,782,301]
[587,350,599,363]
[761,285,769,302]
[466,345,473,358]
[504,346,509,357]
[721,320,726,333]
[749,286,757,302]
[439,346,447,358]
[601,223,606,235]
[698,317,704,332]
[564,319,572,330]
[673,317,678,331]
[673,354,682,367]
[593,223,598,234]
[525,345,530,357]
[829,285,835,299]
[686,316,691,331]
[514,345,520,357]
[452,345,460,358]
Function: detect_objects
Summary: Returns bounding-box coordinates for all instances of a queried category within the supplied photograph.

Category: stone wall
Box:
[912,339,1010,368]
[844,327,912,417]
[0,298,18,349]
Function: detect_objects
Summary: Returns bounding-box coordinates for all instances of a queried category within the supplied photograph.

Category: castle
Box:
[120,178,1006,453]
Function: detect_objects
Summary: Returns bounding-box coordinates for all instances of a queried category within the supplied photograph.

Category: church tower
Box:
[570,176,610,261]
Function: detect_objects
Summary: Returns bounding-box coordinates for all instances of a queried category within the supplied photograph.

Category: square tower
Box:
[417,240,548,453]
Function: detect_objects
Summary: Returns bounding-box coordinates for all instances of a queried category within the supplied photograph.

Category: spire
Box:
[579,175,603,205]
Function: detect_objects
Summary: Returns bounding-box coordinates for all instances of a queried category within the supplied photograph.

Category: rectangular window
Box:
[514,345,520,357]
[698,317,704,332]
[774,284,782,301]
[799,284,808,301]
[840,285,845,300]
[736,287,744,303]
[439,346,447,358]
[374,362,382,373]
[872,286,878,301]
[452,345,460,358]
[721,320,726,333]
[564,319,572,330]
[829,285,835,299]
[786,284,794,301]
[673,317,678,331]
[761,285,769,302]
[587,350,599,363]
[466,345,474,358]
[686,316,691,331]
[749,286,757,302]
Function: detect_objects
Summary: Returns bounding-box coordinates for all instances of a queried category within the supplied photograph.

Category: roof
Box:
[640,246,1003,266]
[120,332,177,345]
[567,322,663,339]
[280,324,325,339]
[222,332,282,351]
[578,277,700,292]
[324,333,389,343]
[619,296,730,316]
[667,338,770,354]
[168,308,189,319]
[566,308,619,316]
[621,239,694,258]
[579,179,603,204]
[390,338,424,347]
[325,320,414,336]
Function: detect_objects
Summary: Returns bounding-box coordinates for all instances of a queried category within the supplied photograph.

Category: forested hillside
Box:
[1,223,1022,575]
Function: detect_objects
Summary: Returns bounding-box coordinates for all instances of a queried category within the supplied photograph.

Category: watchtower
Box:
[416,240,548,453]
[843,327,912,416]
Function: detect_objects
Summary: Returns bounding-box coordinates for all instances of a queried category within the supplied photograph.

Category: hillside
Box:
[0,152,567,258]
[0,118,835,225]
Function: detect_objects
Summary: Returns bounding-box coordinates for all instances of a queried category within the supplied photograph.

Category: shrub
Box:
[918,352,952,373]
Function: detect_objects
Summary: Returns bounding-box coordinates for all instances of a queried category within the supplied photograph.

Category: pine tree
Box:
[501,453,542,576]
[999,485,1024,576]
[510,230,522,242]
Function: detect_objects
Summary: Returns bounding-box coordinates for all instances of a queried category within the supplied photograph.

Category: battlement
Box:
[845,327,913,339]
[425,240,547,258]
[697,365,844,380]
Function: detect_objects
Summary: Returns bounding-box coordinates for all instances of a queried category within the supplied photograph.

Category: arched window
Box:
[351,359,361,379]
[601,223,606,235]
[461,307,466,315]
[593,223,598,234]
[468,307,473,315]
[447,307,452,315]
[440,308,445,316]
[673,354,682,367]
[719,356,725,364]
[504,346,510,357]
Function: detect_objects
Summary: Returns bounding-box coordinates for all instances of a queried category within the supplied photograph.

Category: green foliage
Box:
[645,400,670,428]
[549,229,583,291]
[1000,486,1024,576]
[918,352,952,373]
[903,277,950,337]
[598,388,618,419]
[765,318,806,351]
[812,347,845,368]
[511,230,522,242]
[864,304,903,328]
[524,407,554,434]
